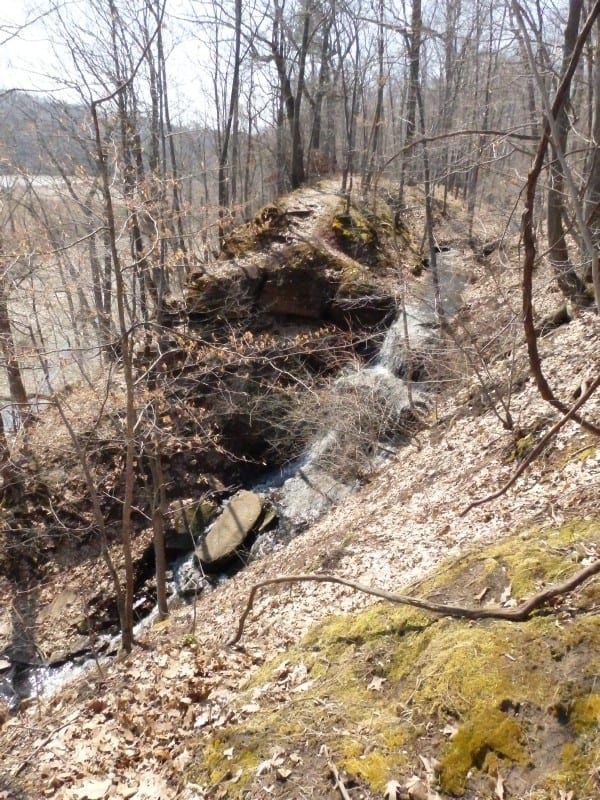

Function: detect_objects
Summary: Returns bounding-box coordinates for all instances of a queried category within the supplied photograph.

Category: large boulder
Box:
[195,490,263,571]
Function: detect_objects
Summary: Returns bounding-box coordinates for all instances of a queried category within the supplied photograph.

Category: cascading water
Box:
[268,248,464,534]
[0,249,464,709]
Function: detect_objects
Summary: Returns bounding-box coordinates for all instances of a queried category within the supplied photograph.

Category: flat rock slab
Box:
[195,490,263,569]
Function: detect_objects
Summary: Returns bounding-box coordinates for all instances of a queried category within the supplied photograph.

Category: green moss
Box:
[506,434,533,462]
[570,693,600,733]
[342,748,398,791]
[194,735,259,794]
[439,709,527,796]
[574,446,597,461]
[540,739,600,796]
[185,520,600,797]
[221,202,288,257]
[331,203,382,265]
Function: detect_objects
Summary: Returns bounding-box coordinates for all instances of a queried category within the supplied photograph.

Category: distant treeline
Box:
[0,91,94,176]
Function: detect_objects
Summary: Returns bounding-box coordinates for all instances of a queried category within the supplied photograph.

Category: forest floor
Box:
[0,183,599,800]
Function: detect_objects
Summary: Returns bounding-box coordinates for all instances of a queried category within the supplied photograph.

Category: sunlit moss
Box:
[438,709,527,796]
[185,521,599,797]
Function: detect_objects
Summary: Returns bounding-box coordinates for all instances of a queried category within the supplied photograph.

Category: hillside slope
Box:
[0,183,599,800]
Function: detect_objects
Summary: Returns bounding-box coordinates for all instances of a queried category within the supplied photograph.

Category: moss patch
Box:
[439,709,527,795]
[331,203,382,266]
[221,203,289,258]
[186,521,600,797]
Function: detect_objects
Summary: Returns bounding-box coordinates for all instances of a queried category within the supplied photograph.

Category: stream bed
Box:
[0,249,465,709]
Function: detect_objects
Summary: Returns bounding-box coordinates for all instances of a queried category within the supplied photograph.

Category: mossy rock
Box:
[221,203,290,258]
[195,490,263,571]
[331,204,382,266]
[258,242,342,319]
[165,498,217,551]
[186,520,600,798]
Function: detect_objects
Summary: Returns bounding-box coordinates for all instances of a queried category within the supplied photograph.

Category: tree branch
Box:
[229,562,600,646]
[460,371,600,516]
[518,0,600,435]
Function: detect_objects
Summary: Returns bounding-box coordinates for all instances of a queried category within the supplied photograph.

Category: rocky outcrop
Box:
[195,490,264,571]
[186,261,265,323]
[185,188,398,332]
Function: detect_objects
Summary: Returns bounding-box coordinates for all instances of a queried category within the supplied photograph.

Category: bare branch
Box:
[460,371,600,516]
[229,562,600,646]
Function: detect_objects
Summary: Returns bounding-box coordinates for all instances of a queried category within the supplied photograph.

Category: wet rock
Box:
[165,499,217,552]
[195,490,263,571]
[47,636,96,667]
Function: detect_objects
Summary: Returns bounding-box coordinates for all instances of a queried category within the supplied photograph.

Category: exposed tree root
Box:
[228,560,600,645]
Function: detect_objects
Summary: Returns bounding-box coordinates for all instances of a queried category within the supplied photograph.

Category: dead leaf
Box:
[367,676,386,692]
[442,723,459,738]
[114,786,137,799]
[276,767,292,781]
[494,771,505,800]
[405,776,429,800]
[72,779,112,799]
[499,584,512,604]
[384,779,402,799]
[475,586,489,602]
[240,702,260,714]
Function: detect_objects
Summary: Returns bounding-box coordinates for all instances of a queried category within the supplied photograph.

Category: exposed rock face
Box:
[184,191,397,332]
[186,262,264,322]
[195,490,263,570]
[258,261,334,319]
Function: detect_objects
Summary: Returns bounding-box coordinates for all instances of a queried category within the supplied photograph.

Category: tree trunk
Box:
[149,441,168,620]
[0,241,29,426]
[546,0,589,302]
[290,3,310,188]
[218,0,242,246]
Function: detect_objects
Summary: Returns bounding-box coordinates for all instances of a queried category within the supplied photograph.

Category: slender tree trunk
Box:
[0,239,29,425]
[399,0,422,202]
[149,439,168,620]
[218,0,242,246]
[584,16,600,273]
[290,3,311,188]
[92,97,136,653]
[545,0,589,302]
[363,0,385,192]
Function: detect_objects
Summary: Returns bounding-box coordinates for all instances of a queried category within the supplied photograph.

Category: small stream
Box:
[0,250,465,709]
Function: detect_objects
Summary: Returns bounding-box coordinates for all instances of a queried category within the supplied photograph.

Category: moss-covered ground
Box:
[186,521,599,798]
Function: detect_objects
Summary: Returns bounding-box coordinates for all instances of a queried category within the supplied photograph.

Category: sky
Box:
[0,2,59,95]
[0,1,214,123]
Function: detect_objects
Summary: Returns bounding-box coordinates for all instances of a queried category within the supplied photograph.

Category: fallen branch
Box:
[12,716,80,777]
[460,372,600,516]
[322,746,352,800]
[228,561,600,645]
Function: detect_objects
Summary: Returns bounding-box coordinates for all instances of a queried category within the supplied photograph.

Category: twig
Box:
[228,561,600,645]
[460,372,600,516]
[12,716,80,777]
[322,746,352,800]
